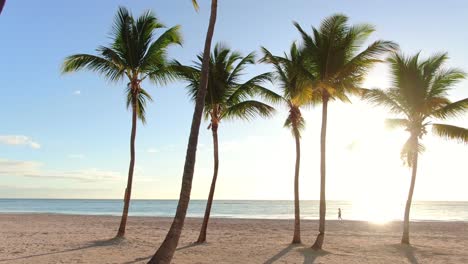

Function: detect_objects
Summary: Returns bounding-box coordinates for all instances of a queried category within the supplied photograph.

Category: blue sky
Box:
[0,0,467,201]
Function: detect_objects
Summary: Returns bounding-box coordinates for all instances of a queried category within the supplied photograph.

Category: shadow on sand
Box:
[299,248,329,264]
[393,244,419,264]
[264,244,301,264]
[0,237,125,262]
[264,244,329,264]
[123,242,203,264]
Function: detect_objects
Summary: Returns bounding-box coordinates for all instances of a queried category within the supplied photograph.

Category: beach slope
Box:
[0,214,467,263]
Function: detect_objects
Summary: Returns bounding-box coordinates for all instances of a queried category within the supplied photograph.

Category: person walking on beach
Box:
[338,208,342,220]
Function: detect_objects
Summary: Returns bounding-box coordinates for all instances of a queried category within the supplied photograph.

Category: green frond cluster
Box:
[126,85,153,124]
[362,51,467,166]
[260,44,313,137]
[400,137,425,167]
[293,14,398,102]
[174,43,278,125]
[62,6,182,123]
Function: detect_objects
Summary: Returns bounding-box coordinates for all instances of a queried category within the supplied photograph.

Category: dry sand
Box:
[0,214,467,263]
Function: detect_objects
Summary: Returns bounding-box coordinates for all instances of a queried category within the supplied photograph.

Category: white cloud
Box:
[68,154,85,159]
[0,159,121,182]
[147,148,159,153]
[0,135,41,149]
[73,90,81,95]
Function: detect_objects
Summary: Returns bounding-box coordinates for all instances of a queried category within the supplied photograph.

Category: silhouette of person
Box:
[338,208,342,220]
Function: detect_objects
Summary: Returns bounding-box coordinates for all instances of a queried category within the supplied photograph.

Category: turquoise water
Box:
[0,199,467,221]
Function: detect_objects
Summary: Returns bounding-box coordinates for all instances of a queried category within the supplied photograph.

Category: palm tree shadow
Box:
[264,244,301,264]
[124,242,202,264]
[392,244,419,264]
[176,242,202,251]
[0,237,125,262]
[299,248,329,264]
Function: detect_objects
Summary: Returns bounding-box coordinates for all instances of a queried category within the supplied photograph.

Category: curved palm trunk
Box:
[148,1,218,263]
[401,137,419,244]
[0,0,5,15]
[312,97,328,250]
[117,96,138,238]
[292,128,301,244]
[197,123,219,243]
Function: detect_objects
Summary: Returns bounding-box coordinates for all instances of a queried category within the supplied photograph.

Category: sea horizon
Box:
[2,199,467,222]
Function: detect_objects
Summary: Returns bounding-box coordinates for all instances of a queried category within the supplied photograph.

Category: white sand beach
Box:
[0,214,467,263]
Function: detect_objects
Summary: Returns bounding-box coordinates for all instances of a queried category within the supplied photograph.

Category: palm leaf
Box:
[140,25,182,70]
[362,88,406,115]
[222,100,275,121]
[432,123,468,144]
[191,0,199,11]
[431,98,468,119]
[62,54,124,82]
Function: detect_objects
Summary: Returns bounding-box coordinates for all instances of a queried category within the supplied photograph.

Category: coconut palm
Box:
[260,43,315,244]
[175,43,279,243]
[294,14,398,249]
[149,0,218,263]
[62,6,182,238]
[363,52,468,244]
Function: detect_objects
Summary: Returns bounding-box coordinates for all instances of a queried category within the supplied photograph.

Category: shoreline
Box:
[1,212,466,223]
[1,213,467,263]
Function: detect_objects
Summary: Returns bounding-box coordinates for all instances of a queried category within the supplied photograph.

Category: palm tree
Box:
[294,14,398,249]
[148,0,218,263]
[363,52,468,244]
[260,43,315,244]
[175,43,279,243]
[62,7,182,238]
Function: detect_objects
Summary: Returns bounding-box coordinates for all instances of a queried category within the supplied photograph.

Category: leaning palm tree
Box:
[294,14,398,249]
[363,52,467,244]
[149,0,218,263]
[260,43,315,244]
[0,0,5,15]
[175,43,279,243]
[62,7,182,238]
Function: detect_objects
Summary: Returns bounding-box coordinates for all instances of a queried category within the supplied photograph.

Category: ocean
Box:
[0,199,467,222]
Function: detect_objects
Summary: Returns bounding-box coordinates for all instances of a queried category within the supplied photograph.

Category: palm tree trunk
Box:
[401,137,419,244]
[312,96,328,250]
[197,123,219,243]
[117,96,138,238]
[292,128,301,244]
[148,0,218,263]
[0,0,5,15]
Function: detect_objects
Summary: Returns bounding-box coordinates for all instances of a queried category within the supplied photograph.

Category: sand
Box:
[0,214,467,263]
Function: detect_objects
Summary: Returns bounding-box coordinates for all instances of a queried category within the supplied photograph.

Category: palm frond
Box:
[336,40,398,81]
[191,0,199,11]
[62,54,124,82]
[227,52,256,84]
[428,68,466,98]
[431,98,468,119]
[362,88,406,114]
[400,137,424,167]
[140,25,182,71]
[222,100,275,121]
[126,86,153,124]
[432,123,468,144]
[226,72,275,103]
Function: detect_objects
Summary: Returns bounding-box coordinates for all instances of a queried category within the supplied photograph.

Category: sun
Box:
[351,196,403,224]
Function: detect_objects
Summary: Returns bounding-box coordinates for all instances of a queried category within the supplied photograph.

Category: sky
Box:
[0,0,467,202]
